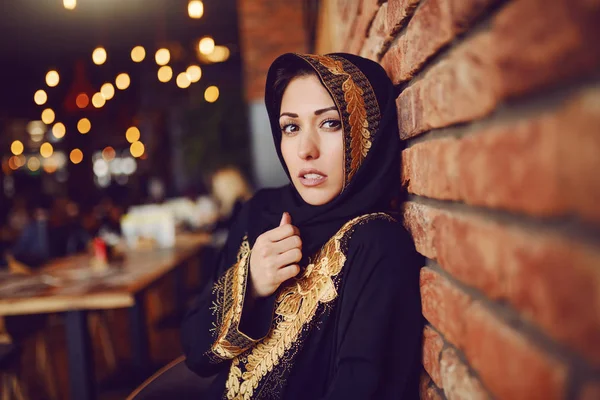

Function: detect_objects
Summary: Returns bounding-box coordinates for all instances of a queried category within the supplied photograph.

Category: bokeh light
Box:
[41,108,55,124]
[40,143,53,158]
[205,46,230,63]
[101,83,115,100]
[10,140,24,156]
[92,47,107,65]
[52,122,66,139]
[157,66,173,83]
[27,157,41,172]
[130,141,145,158]
[115,73,131,90]
[70,149,83,164]
[102,146,116,161]
[63,0,76,10]
[77,118,91,134]
[15,155,26,168]
[176,72,191,89]
[198,37,215,55]
[46,70,60,87]
[126,127,141,143]
[131,46,146,62]
[186,65,202,82]
[34,90,47,105]
[204,86,219,102]
[188,1,204,18]
[155,48,170,66]
[76,93,89,108]
[92,93,106,108]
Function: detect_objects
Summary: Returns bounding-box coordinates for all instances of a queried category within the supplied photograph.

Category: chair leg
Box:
[35,334,58,400]
[88,312,117,372]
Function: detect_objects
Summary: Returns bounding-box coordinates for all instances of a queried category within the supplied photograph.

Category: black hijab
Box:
[248,53,400,260]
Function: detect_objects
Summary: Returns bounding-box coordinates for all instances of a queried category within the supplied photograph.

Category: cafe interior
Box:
[0,0,315,399]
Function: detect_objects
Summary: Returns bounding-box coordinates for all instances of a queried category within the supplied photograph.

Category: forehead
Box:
[280,75,336,113]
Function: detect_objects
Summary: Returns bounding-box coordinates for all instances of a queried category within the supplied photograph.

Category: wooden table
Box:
[0,233,210,400]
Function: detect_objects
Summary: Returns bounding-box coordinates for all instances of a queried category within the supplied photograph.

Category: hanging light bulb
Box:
[34,90,48,105]
[115,73,131,90]
[198,37,215,55]
[46,70,60,87]
[131,46,146,62]
[92,47,107,65]
[101,83,115,100]
[155,48,171,66]
[176,72,191,89]
[157,66,173,83]
[186,65,202,82]
[188,1,204,19]
[63,0,76,10]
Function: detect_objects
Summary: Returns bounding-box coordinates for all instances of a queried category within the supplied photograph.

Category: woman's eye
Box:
[321,119,341,130]
[281,124,299,135]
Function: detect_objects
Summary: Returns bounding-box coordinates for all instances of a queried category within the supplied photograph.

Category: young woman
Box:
[182,53,422,399]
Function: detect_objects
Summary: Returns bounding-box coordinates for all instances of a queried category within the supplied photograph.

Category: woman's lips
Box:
[298,169,327,187]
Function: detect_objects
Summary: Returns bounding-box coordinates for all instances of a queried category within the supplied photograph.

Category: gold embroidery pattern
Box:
[209,237,258,361]
[299,54,380,184]
[224,213,393,400]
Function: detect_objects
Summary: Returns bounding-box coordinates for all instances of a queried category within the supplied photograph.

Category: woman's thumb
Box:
[279,212,291,227]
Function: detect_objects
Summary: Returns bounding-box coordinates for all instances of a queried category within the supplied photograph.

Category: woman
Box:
[182,53,422,399]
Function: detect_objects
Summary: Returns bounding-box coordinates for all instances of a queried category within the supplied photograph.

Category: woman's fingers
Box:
[276,264,300,282]
[276,247,302,267]
[273,235,302,254]
[267,223,300,242]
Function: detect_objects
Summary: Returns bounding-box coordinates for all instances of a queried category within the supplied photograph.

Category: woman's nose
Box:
[297,129,320,160]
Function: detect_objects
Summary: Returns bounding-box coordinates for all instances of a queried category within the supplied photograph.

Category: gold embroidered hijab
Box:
[249,53,401,259]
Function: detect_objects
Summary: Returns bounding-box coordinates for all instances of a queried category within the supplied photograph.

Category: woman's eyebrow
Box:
[314,106,337,115]
[280,112,298,118]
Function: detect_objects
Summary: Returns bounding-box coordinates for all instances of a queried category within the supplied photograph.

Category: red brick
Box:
[383,0,497,83]
[420,371,445,400]
[395,0,600,138]
[405,202,600,366]
[360,3,389,61]
[423,325,445,388]
[440,348,491,400]
[401,88,600,222]
[386,0,420,36]
[420,267,472,348]
[345,0,381,54]
[579,382,600,400]
[464,302,567,400]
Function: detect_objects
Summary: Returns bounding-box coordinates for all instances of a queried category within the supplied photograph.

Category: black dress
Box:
[181,203,422,399]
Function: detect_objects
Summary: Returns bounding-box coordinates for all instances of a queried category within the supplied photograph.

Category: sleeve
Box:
[322,221,423,399]
[181,200,276,377]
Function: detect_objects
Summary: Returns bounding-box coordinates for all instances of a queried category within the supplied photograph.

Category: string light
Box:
[52,122,66,139]
[40,143,54,158]
[101,83,115,100]
[131,46,146,62]
[92,47,107,65]
[205,46,230,63]
[70,149,84,164]
[115,73,131,90]
[46,70,60,87]
[63,0,76,10]
[198,37,215,55]
[157,66,173,83]
[126,127,140,143]
[77,118,91,134]
[27,157,41,172]
[155,48,170,66]
[176,73,191,89]
[130,141,145,158]
[204,86,219,102]
[10,140,24,156]
[92,93,106,108]
[15,155,26,168]
[34,90,47,105]
[186,65,202,82]
[76,93,89,108]
[41,108,55,124]
[188,1,204,18]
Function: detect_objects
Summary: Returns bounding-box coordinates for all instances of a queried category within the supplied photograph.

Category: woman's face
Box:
[280,74,344,206]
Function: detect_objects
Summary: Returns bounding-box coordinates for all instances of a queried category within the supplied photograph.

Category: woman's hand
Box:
[249,212,301,299]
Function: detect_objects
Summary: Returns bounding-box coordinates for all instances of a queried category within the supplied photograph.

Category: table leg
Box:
[65,310,96,400]
[129,292,150,375]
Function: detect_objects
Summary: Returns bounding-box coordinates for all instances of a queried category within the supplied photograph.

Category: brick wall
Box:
[237,0,308,101]
[316,0,600,398]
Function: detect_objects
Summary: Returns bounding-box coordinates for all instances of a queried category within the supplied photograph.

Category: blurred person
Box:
[181,53,422,399]
[10,197,53,267]
[211,166,253,232]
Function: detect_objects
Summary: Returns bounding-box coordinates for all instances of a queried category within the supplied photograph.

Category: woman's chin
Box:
[295,186,339,206]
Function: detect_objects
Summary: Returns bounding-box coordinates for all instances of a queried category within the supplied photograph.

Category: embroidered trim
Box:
[209,237,259,361]
[224,213,394,400]
[297,54,380,187]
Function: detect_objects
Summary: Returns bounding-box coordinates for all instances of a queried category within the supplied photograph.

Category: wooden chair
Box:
[126,356,215,400]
